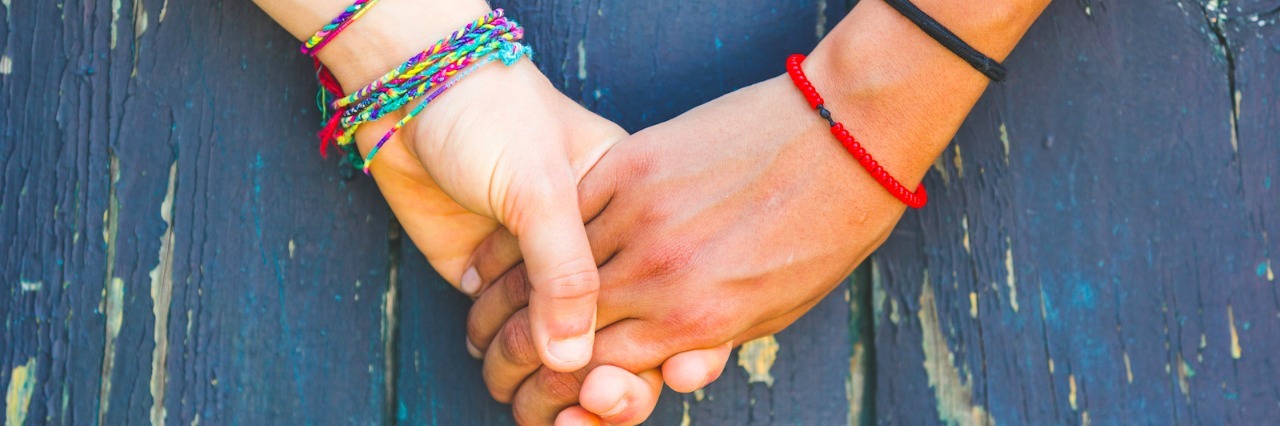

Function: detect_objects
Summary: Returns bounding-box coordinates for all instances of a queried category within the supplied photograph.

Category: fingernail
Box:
[466,339,482,359]
[460,267,480,295]
[600,397,628,418]
[547,334,592,365]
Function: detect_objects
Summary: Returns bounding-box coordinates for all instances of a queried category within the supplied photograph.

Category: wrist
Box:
[308,0,492,91]
[800,0,1048,186]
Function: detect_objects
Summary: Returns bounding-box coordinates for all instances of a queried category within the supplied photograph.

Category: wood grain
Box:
[4,0,1278,424]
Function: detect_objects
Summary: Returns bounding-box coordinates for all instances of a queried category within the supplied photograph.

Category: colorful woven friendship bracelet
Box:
[317,9,531,173]
[301,0,382,56]
[786,54,928,208]
[300,0,384,161]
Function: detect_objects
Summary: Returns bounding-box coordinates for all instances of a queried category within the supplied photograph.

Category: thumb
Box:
[511,183,599,373]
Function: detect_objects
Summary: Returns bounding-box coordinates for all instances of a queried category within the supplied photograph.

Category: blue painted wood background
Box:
[1,0,1276,424]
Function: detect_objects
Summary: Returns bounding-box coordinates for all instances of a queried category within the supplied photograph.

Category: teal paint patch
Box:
[1071,282,1097,309]
[1258,262,1268,277]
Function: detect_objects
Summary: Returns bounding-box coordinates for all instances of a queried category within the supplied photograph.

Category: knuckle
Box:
[636,239,699,282]
[542,266,600,303]
[539,370,583,402]
[502,266,532,307]
[466,309,498,351]
[660,304,732,347]
[485,376,514,404]
[499,316,538,366]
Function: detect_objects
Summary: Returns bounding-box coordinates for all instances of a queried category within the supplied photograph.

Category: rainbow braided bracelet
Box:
[302,7,531,173]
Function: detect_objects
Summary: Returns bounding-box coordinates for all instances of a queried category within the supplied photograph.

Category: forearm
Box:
[804,0,1052,185]
[252,0,491,90]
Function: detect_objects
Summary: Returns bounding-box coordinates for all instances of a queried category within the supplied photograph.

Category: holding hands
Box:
[253,0,1049,423]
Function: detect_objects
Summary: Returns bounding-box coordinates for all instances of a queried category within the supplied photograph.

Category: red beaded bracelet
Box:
[785,54,928,208]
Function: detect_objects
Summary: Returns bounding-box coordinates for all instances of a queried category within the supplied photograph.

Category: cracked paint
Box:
[919,275,994,425]
[1228,305,1242,359]
[969,292,978,318]
[5,358,36,425]
[1124,352,1133,383]
[1004,237,1019,312]
[99,154,121,423]
[19,280,41,292]
[149,162,178,426]
[737,336,779,386]
[98,277,125,424]
[952,145,964,179]
[577,39,587,80]
[1068,374,1078,410]
[111,0,122,48]
[999,123,1009,164]
[814,0,827,38]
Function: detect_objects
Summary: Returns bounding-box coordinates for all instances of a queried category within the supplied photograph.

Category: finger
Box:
[554,406,601,426]
[578,367,663,425]
[482,310,542,403]
[465,155,623,299]
[467,243,630,355]
[468,263,530,355]
[661,341,734,393]
[513,185,600,372]
[461,228,519,297]
[509,320,673,425]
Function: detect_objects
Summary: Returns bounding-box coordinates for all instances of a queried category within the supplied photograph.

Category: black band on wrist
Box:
[881,0,1008,81]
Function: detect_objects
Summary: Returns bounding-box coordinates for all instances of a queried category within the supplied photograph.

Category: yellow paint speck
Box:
[969,292,978,318]
[737,336,779,386]
[289,240,295,259]
[1048,358,1055,374]
[961,215,971,254]
[6,358,36,425]
[1068,374,1078,410]
[680,399,692,426]
[694,389,705,401]
[1228,306,1242,359]
[952,145,964,179]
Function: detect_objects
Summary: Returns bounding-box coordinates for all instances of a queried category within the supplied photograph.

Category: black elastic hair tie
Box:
[881,0,1007,81]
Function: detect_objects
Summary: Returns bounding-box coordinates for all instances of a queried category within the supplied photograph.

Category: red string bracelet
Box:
[785,54,928,208]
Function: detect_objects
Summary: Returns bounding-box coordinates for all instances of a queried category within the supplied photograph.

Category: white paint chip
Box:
[19,280,41,292]
[576,39,587,80]
[0,55,11,75]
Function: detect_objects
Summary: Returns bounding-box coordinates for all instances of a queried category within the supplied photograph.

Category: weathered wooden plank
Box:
[3,0,396,423]
[872,0,1280,424]
[1,0,116,423]
[649,278,864,425]
[392,1,868,424]
[111,2,396,424]
[393,242,514,424]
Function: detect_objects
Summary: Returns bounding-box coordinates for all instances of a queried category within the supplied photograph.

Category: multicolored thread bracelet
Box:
[300,0,383,161]
[301,0,381,56]
[786,54,928,208]
[300,7,532,173]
